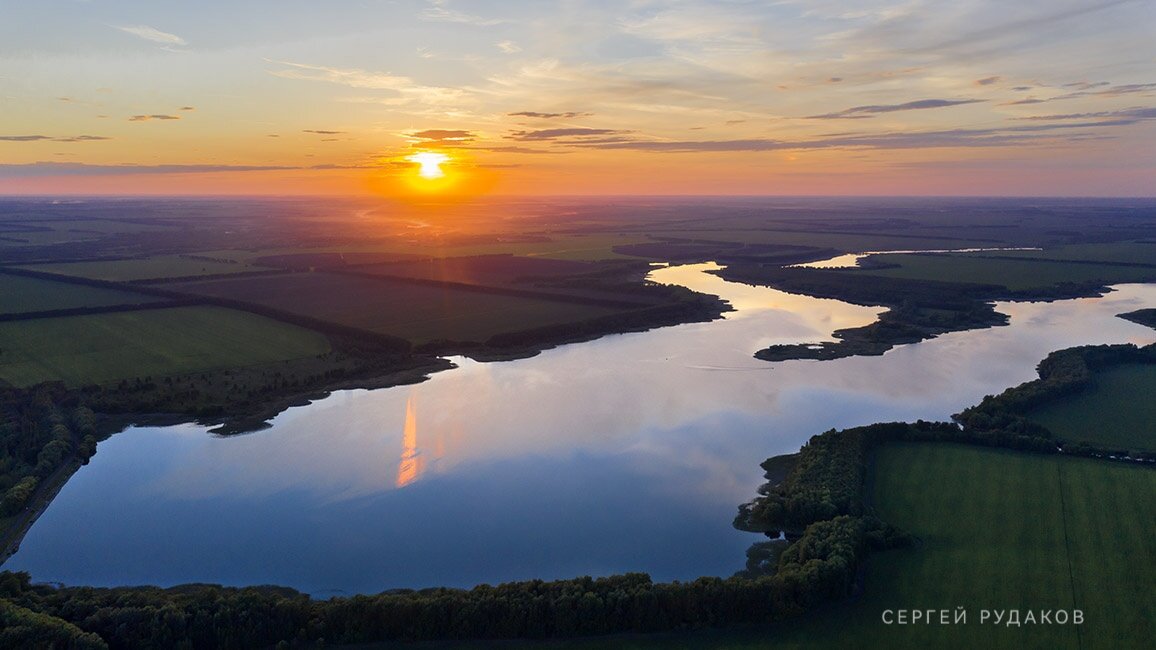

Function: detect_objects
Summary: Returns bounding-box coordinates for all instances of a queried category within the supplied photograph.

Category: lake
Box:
[5,262,1155,595]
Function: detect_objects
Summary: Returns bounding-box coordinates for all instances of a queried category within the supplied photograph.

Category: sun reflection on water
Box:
[396,394,423,487]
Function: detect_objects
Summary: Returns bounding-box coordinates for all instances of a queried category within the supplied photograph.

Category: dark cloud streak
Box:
[128,114,180,121]
[508,111,592,119]
[507,128,625,141]
[1,135,111,142]
[807,98,984,119]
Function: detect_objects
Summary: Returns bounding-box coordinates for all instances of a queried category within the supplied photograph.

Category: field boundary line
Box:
[1056,463,1084,650]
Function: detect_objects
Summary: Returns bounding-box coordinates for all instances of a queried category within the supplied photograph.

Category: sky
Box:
[1,0,1154,196]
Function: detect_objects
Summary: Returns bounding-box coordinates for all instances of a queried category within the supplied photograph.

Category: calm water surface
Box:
[6,263,1155,594]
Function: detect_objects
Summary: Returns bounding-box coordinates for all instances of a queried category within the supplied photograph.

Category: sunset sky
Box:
[2,0,1154,196]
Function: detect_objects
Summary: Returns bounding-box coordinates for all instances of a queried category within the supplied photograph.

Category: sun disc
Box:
[409,152,449,179]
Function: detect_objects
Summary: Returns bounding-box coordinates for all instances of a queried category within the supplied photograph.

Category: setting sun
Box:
[409,152,449,180]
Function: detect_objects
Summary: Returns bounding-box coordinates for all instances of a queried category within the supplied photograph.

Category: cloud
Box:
[303,129,345,135]
[0,135,110,142]
[556,115,1150,153]
[807,98,985,119]
[975,76,1002,86]
[1062,81,1111,90]
[496,40,521,54]
[421,0,504,26]
[1002,82,1156,105]
[114,25,187,46]
[475,145,561,154]
[508,111,591,119]
[178,106,195,111]
[267,60,469,106]
[1013,107,1156,122]
[410,129,476,143]
[911,0,1138,56]
[507,128,625,141]
[128,114,180,121]
[0,162,294,177]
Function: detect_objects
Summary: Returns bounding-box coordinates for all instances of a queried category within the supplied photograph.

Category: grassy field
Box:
[760,444,1155,649]
[964,242,1156,265]
[0,306,331,387]
[192,234,651,265]
[849,254,1156,291]
[19,255,272,281]
[437,234,651,260]
[1029,364,1156,453]
[170,273,627,343]
[355,255,596,286]
[0,274,161,314]
[628,229,1001,253]
[480,444,1156,650]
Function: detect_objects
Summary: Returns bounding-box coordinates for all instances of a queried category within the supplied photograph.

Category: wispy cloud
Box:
[1058,82,1156,99]
[507,128,626,141]
[114,25,187,46]
[1000,82,1156,106]
[128,114,180,122]
[1013,107,1156,121]
[807,99,985,119]
[410,129,476,143]
[509,111,592,119]
[975,76,1002,86]
[496,40,521,54]
[266,60,470,106]
[553,116,1149,153]
[421,0,504,26]
[0,162,292,177]
[1,135,111,142]
[303,129,345,135]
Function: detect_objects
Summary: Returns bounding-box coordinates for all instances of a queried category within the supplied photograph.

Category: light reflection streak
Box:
[396,394,423,487]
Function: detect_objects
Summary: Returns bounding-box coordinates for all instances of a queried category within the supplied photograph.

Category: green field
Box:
[439,234,651,260]
[495,444,1156,650]
[965,242,1156,265]
[0,306,331,387]
[850,254,1156,291]
[1029,364,1156,453]
[758,444,1156,649]
[170,273,626,343]
[0,274,160,314]
[19,255,271,281]
[633,229,999,254]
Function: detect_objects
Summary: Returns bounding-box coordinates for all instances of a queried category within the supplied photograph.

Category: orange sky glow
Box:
[2,1,1154,197]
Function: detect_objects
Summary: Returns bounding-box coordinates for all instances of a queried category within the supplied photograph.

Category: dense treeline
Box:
[0,516,883,650]
[0,299,199,323]
[1118,308,1156,330]
[735,421,954,535]
[0,384,96,521]
[954,342,1156,459]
